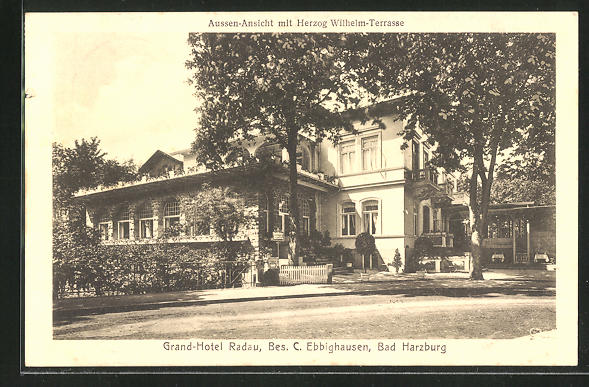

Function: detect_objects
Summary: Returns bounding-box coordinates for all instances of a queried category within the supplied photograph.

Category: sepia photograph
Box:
[24,12,577,367]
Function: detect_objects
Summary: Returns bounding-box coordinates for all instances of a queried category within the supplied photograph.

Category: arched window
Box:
[116,205,131,240]
[163,199,180,231]
[137,203,155,239]
[341,202,356,236]
[362,200,379,235]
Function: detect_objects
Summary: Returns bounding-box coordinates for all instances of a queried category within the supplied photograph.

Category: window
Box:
[301,199,311,235]
[423,149,429,169]
[99,223,110,241]
[361,136,378,171]
[341,202,356,236]
[412,141,420,170]
[117,206,131,240]
[97,211,110,241]
[274,194,289,233]
[433,209,440,232]
[340,140,355,174]
[362,200,379,235]
[296,146,311,171]
[260,193,270,234]
[163,199,180,232]
[413,204,418,236]
[137,204,155,239]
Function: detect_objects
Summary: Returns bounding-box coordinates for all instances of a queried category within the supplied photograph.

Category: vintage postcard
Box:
[24,11,578,367]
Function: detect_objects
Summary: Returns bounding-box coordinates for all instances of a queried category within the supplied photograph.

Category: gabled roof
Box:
[138,150,183,174]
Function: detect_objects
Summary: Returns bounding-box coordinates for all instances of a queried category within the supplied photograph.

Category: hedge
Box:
[53,240,253,298]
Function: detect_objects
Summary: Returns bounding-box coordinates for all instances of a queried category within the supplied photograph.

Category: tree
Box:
[491,155,555,205]
[355,232,376,273]
[52,138,139,296]
[53,137,138,210]
[189,184,254,287]
[186,33,367,265]
[190,184,248,243]
[357,34,555,279]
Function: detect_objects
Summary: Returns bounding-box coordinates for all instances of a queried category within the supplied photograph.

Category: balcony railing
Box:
[407,168,439,185]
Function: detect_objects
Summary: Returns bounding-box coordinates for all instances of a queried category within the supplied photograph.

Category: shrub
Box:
[262,269,280,286]
[392,248,402,273]
[414,236,434,257]
[54,241,254,297]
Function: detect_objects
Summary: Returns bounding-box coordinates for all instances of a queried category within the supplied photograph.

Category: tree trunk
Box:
[287,131,301,266]
[469,164,484,280]
[469,206,484,280]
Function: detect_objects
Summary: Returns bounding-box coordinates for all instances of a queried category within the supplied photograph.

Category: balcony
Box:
[406,168,439,184]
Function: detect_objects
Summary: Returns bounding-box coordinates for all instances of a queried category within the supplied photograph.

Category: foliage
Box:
[404,237,435,273]
[357,33,555,279]
[262,269,280,286]
[53,137,137,208]
[354,232,376,257]
[491,155,555,205]
[53,176,255,298]
[342,248,355,265]
[52,220,102,298]
[300,230,339,265]
[189,184,250,243]
[52,137,139,295]
[53,242,254,298]
[414,236,434,257]
[392,248,403,273]
[186,33,369,264]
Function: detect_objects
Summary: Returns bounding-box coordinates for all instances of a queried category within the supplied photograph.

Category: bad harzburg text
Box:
[162,341,447,354]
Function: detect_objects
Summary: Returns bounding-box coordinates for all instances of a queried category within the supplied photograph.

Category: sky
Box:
[26,27,198,165]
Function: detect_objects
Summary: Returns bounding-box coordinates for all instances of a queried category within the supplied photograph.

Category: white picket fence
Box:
[279,264,333,285]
